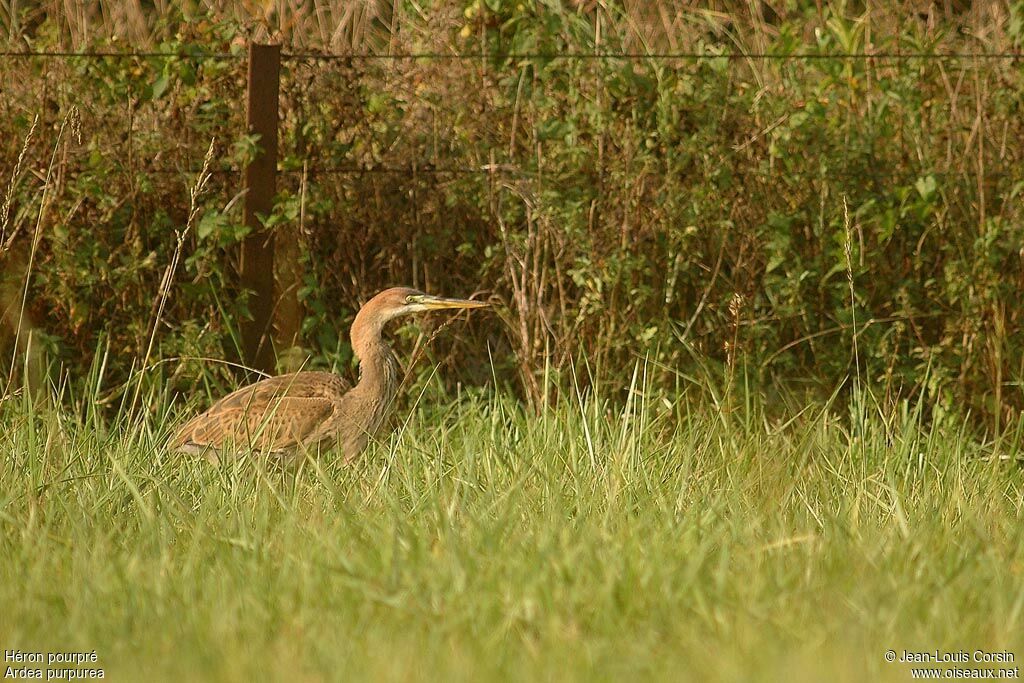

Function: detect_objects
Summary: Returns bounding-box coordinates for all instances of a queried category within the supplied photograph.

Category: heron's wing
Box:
[214,371,351,407]
[170,372,352,453]
[173,397,336,453]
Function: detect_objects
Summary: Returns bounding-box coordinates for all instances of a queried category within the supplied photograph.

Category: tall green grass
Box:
[2,373,1023,681]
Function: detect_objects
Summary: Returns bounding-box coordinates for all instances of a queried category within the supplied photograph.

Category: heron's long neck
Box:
[350,315,400,421]
[355,337,399,401]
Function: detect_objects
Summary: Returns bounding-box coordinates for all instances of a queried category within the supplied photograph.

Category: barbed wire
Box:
[282,50,1024,61]
[0,49,1021,61]
[135,164,1018,181]
[0,50,240,59]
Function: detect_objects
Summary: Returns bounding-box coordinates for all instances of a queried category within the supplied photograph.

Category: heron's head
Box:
[365,287,490,323]
[350,287,489,358]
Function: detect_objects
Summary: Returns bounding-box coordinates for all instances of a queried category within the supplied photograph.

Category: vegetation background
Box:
[3,2,1024,682]
[2,0,1023,426]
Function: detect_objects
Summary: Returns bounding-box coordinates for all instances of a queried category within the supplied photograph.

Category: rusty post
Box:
[240,42,280,375]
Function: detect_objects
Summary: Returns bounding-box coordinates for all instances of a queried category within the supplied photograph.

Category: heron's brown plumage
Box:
[170,372,351,455]
[168,287,488,461]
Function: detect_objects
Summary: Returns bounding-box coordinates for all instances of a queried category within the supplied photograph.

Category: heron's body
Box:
[169,287,486,461]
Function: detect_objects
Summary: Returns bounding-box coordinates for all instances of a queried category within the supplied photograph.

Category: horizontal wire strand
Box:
[281,51,1024,61]
[122,165,1021,180]
[0,50,241,59]
[0,50,1021,61]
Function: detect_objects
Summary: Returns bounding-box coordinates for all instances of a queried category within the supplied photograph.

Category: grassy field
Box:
[3,4,1024,681]
[2,377,1023,682]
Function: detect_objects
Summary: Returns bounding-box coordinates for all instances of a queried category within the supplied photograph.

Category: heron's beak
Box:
[414,295,490,311]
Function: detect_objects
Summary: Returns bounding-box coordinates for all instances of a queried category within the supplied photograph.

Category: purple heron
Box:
[169,287,489,461]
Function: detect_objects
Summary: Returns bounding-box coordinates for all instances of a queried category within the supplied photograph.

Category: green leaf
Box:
[915,175,937,201]
[151,74,170,100]
[197,212,226,240]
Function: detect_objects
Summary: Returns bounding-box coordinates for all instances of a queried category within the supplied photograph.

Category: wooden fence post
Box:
[240,42,280,375]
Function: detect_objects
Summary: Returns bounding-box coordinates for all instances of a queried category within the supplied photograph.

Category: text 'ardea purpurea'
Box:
[169,287,489,461]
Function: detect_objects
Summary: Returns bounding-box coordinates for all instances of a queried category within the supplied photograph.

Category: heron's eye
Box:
[405,295,415,304]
